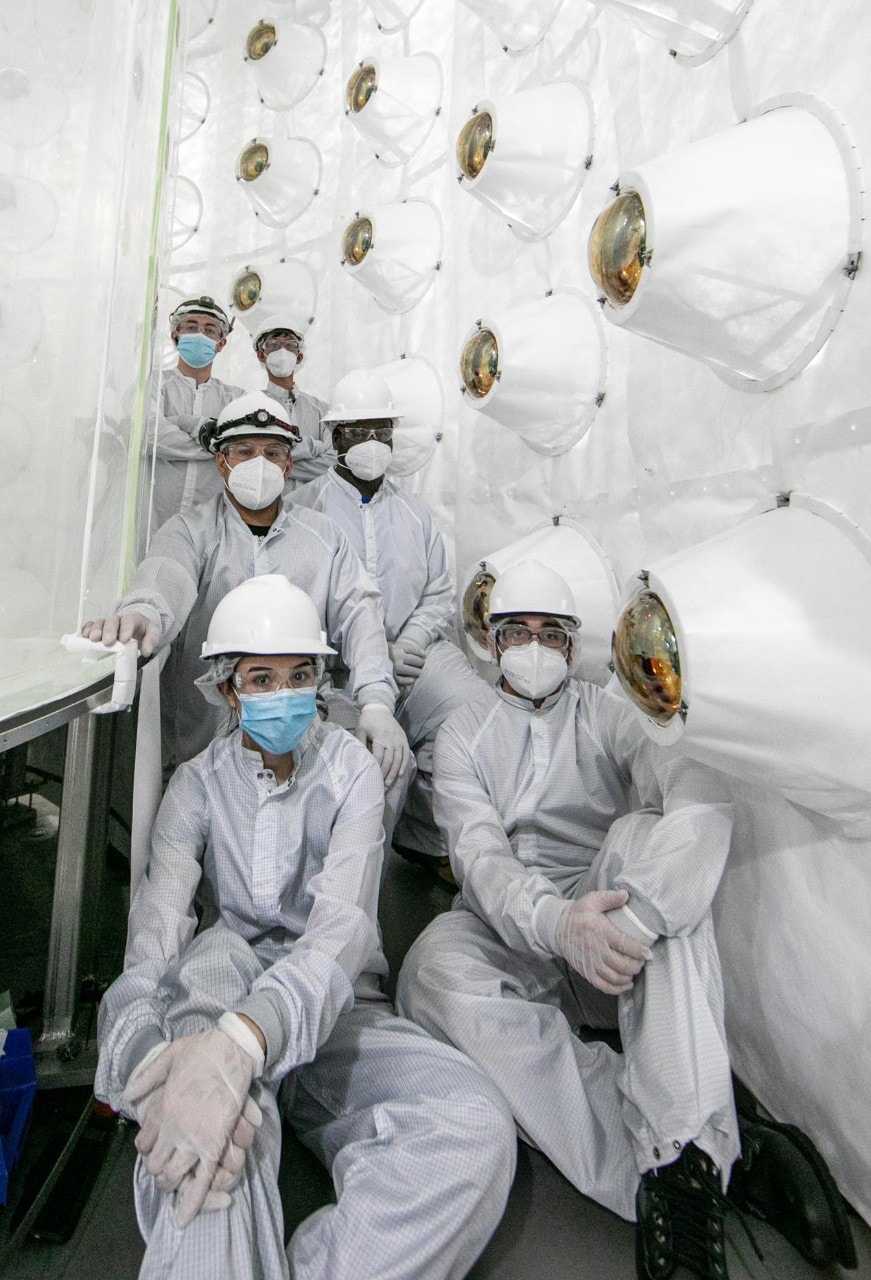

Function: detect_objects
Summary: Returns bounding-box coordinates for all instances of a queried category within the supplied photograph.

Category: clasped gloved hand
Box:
[355,704,412,787]
[555,890,652,996]
[81,610,161,657]
[124,1038,264,1225]
[389,634,429,687]
[171,1096,262,1225]
[123,1026,259,1224]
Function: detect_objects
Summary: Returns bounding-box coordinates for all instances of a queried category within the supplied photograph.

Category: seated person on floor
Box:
[292,368,489,876]
[396,558,855,1280]
[95,576,516,1280]
[79,392,411,820]
[253,314,335,489]
[147,295,243,533]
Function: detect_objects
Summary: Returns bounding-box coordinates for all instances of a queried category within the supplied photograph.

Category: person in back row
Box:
[292,369,489,877]
[81,392,411,802]
[96,575,516,1280]
[396,559,855,1280]
[253,314,335,488]
[147,295,243,532]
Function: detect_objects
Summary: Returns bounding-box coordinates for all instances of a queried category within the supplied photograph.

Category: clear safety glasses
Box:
[176,318,225,341]
[495,623,571,652]
[261,334,302,353]
[222,440,292,464]
[232,663,319,696]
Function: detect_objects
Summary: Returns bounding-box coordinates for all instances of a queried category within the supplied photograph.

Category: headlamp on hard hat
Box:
[169,295,233,336]
[198,407,300,454]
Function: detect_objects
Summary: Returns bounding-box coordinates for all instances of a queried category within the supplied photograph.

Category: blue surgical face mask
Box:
[238,688,317,755]
[177,333,218,369]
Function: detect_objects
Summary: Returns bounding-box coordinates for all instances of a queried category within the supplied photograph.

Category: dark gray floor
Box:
[2,840,869,1279]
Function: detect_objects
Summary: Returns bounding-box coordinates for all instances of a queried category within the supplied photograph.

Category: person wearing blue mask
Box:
[145,295,243,536]
[95,574,516,1280]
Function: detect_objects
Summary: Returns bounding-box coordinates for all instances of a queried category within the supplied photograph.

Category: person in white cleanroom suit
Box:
[95,576,516,1280]
[396,559,742,1274]
[292,369,490,876]
[80,392,411,798]
[253,314,335,488]
[147,295,243,531]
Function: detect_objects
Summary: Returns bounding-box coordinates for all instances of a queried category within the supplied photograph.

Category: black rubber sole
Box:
[731,1110,857,1269]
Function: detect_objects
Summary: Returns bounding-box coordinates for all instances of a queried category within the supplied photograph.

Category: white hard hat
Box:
[202,575,337,658]
[200,391,298,453]
[487,559,580,627]
[322,369,404,423]
[169,294,231,334]
[253,313,305,349]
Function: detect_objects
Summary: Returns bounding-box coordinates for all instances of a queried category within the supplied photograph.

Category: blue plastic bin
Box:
[0,1027,37,1204]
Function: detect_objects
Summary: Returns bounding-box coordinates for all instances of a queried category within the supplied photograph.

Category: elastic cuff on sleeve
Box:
[234,991,287,1072]
[606,904,659,944]
[356,683,396,713]
[122,604,161,627]
[119,1025,166,1089]
[611,886,666,938]
[532,895,570,955]
[399,623,432,651]
[218,1012,266,1077]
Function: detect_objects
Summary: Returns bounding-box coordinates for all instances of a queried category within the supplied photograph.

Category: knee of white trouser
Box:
[395,928,455,1020]
[181,927,264,990]
[427,1084,518,1200]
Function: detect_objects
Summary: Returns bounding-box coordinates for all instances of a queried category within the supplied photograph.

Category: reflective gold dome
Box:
[462,571,495,650]
[343,216,374,266]
[461,328,499,400]
[246,22,276,61]
[587,190,647,307]
[232,270,261,311]
[456,110,494,180]
[346,64,377,114]
[612,590,682,725]
[237,141,270,183]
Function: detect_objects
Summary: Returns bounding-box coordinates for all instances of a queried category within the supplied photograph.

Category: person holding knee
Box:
[95,575,516,1280]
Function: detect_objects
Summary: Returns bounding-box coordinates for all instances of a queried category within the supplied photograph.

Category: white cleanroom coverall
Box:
[147,367,244,531]
[290,469,454,646]
[397,679,738,1222]
[96,721,516,1280]
[114,495,397,768]
[292,469,490,855]
[262,383,336,489]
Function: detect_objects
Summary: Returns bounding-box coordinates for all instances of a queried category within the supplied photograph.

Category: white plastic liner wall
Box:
[158,0,871,1220]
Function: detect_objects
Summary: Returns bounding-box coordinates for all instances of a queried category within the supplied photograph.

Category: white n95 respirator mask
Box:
[265,348,298,378]
[344,440,392,481]
[499,644,567,700]
[226,456,286,510]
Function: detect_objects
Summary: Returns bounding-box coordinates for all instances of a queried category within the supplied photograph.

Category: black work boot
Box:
[729,1107,857,1269]
[636,1143,732,1280]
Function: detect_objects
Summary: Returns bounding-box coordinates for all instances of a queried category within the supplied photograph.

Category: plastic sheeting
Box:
[0,0,177,720]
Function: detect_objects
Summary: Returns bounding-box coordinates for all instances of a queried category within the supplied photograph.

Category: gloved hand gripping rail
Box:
[60,634,140,714]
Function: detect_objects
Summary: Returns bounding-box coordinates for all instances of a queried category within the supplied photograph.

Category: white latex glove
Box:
[554,890,652,996]
[173,1099,262,1226]
[389,634,429,687]
[137,1092,263,1224]
[81,610,161,657]
[355,703,411,788]
[127,1040,263,1226]
[123,1027,257,1210]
